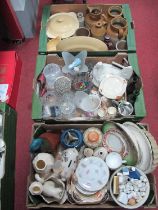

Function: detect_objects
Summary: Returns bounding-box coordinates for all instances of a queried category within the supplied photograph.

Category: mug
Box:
[106,152,126,170]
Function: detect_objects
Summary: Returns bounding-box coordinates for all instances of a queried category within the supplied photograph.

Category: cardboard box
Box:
[32,53,146,122]
[0,103,17,210]
[0,51,22,109]
[38,4,136,55]
[26,123,157,209]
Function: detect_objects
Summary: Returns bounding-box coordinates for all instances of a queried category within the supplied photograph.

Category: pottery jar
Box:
[85,6,108,28]
[91,21,107,41]
[32,153,54,174]
[106,17,128,44]
[107,6,123,21]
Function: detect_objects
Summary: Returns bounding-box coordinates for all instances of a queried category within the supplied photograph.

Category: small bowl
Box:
[75,27,90,37]
[118,101,133,116]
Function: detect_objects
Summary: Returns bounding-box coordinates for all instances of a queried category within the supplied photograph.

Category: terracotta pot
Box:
[106,17,128,43]
[91,21,106,41]
[107,6,123,21]
[85,6,108,28]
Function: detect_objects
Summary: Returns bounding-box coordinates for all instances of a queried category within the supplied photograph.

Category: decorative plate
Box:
[75,157,109,192]
[99,75,127,99]
[46,12,79,39]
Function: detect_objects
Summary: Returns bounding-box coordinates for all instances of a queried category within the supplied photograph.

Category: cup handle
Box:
[118,28,124,39]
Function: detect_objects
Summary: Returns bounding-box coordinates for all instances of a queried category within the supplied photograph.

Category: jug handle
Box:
[101,14,108,25]
[118,28,124,39]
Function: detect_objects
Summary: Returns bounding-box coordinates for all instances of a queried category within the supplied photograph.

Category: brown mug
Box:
[106,17,128,42]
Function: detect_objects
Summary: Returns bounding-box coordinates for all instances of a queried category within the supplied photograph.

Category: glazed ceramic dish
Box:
[99,75,127,99]
[56,36,108,51]
[123,122,153,173]
[46,12,79,39]
[75,157,109,192]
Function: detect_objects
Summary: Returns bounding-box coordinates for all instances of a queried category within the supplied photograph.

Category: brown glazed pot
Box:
[107,6,123,22]
[91,21,107,41]
[106,17,128,43]
[85,6,108,28]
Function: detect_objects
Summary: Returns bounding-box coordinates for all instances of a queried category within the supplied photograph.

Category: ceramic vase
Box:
[32,153,54,174]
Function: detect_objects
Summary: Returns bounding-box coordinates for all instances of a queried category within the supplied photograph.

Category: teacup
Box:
[106,152,126,170]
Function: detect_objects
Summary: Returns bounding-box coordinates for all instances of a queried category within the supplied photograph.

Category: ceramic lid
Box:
[46,12,79,39]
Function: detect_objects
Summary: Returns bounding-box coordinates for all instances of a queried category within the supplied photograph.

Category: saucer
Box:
[75,157,109,192]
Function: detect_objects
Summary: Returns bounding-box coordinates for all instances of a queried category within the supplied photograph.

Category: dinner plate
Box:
[123,122,152,173]
[75,157,109,192]
[56,36,108,51]
[99,75,127,99]
[46,12,79,39]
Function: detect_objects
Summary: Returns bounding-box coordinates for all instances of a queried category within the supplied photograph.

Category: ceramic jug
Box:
[106,17,128,44]
[107,6,123,21]
[91,21,107,41]
[32,153,54,174]
[85,6,108,28]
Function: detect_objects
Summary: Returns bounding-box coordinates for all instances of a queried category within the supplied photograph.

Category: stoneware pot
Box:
[91,21,107,41]
[106,17,128,43]
[32,153,54,174]
[107,6,123,21]
[85,6,108,28]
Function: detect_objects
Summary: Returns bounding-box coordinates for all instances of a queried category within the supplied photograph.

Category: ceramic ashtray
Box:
[110,166,150,209]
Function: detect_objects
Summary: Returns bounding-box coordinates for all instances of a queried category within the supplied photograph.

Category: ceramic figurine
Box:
[54,148,79,181]
[32,153,54,174]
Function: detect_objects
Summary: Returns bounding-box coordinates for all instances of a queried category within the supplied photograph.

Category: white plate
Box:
[123,122,152,173]
[99,75,127,99]
[75,157,109,192]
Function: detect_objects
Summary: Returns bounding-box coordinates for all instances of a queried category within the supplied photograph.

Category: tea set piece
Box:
[60,129,83,148]
[123,122,153,173]
[53,148,78,181]
[105,152,126,170]
[99,75,127,99]
[56,36,108,52]
[62,51,88,75]
[46,12,79,39]
[32,153,54,174]
[75,156,110,192]
[83,127,103,149]
[29,181,43,196]
[110,166,150,209]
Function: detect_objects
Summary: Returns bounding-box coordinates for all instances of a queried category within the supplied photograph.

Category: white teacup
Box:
[106,152,126,170]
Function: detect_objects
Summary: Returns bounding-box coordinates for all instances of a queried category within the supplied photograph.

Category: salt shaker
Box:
[77,12,85,27]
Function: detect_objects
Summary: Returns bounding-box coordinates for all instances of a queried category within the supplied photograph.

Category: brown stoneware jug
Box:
[106,17,128,43]
[85,6,108,28]
[91,21,107,41]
